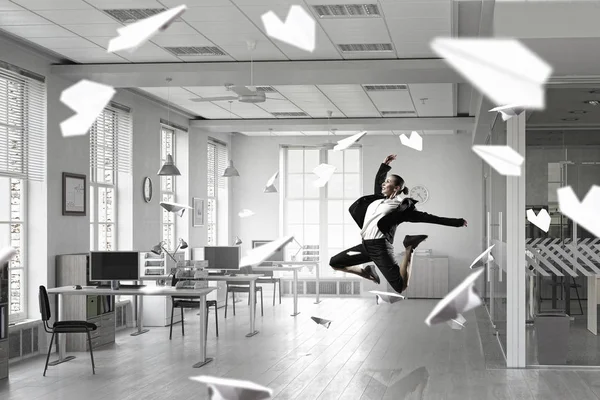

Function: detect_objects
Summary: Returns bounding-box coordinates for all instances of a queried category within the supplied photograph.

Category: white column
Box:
[506,112,526,367]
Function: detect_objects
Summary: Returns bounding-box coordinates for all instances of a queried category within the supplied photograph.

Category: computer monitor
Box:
[203,246,240,271]
[90,251,140,281]
[252,240,284,266]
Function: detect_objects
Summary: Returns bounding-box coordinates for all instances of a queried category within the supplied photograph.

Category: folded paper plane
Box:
[312,163,337,188]
[60,80,116,137]
[240,236,294,268]
[447,314,467,330]
[469,244,495,269]
[261,5,315,53]
[425,268,484,326]
[430,38,553,109]
[557,185,600,238]
[472,145,524,176]
[190,375,273,400]
[311,316,332,329]
[346,251,361,256]
[333,131,367,151]
[0,247,16,265]
[369,290,404,305]
[489,104,525,121]
[108,5,187,53]
[264,171,279,193]
[160,201,192,217]
[238,209,256,218]
[526,208,551,232]
[399,131,423,151]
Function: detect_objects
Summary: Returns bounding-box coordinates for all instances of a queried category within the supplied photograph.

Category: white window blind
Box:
[89,104,132,175]
[0,68,46,181]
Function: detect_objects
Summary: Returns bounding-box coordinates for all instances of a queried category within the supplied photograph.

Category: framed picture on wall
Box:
[62,172,86,216]
[192,197,204,227]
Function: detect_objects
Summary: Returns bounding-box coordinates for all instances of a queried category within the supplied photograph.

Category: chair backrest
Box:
[39,285,51,322]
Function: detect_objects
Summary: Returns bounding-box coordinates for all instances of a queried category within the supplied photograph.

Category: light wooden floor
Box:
[2,296,600,400]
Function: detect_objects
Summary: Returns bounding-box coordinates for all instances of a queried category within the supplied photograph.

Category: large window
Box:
[207,139,227,245]
[89,105,131,251]
[161,127,175,250]
[0,65,46,322]
[283,147,361,278]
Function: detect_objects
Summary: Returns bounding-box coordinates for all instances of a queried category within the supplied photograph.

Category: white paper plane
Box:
[447,314,467,330]
[425,268,484,326]
[469,244,495,269]
[557,185,600,238]
[346,251,361,256]
[489,104,525,121]
[399,131,423,151]
[60,80,116,137]
[526,208,551,232]
[312,163,337,188]
[0,247,16,265]
[240,235,294,268]
[190,375,273,400]
[311,316,332,329]
[430,38,553,109]
[108,5,187,53]
[238,209,255,218]
[160,201,192,217]
[333,131,368,152]
[261,5,315,53]
[264,171,279,193]
[472,145,524,176]
[369,290,404,305]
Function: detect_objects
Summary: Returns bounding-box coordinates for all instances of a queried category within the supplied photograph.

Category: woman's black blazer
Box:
[348,163,465,244]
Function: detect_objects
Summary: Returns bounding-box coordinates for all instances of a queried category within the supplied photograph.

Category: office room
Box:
[2,1,600,399]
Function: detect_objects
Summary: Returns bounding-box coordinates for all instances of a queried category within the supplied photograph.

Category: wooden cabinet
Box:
[395,255,449,299]
[56,254,116,352]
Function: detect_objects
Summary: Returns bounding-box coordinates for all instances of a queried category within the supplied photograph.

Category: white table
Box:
[253,265,306,316]
[47,285,215,368]
[270,261,321,303]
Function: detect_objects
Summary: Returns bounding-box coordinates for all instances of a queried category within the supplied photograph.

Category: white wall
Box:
[232,133,483,290]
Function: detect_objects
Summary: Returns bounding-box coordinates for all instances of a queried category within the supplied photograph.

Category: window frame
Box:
[160,126,176,251]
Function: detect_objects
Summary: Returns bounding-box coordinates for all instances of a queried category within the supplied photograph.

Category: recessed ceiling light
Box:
[561,118,579,121]
[569,110,587,114]
[584,100,600,106]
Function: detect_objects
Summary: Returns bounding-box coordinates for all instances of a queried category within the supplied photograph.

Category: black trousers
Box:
[329,238,404,294]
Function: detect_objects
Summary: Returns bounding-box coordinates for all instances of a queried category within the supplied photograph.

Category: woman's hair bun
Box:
[402,186,409,195]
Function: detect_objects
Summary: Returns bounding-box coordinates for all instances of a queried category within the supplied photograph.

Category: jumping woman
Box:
[329,154,468,294]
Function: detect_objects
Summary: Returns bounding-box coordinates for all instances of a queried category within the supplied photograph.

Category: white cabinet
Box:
[393,255,449,299]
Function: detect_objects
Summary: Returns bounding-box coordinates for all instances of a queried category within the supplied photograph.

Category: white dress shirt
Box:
[360,196,403,240]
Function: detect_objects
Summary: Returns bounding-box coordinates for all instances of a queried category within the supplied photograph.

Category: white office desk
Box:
[252,265,306,316]
[269,261,321,304]
[47,285,215,368]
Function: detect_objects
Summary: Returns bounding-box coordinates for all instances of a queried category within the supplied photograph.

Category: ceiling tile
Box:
[161,0,226,6]
[0,24,75,38]
[158,21,198,35]
[84,0,165,8]
[113,41,178,57]
[28,36,99,49]
[408,84,454,117]
[120,53,181,62]
[12,0,94,10]
[218,43,287,60]
[213,101,273,118]
[319,19,391,44]
[36,9,117,24]
[380,2,451,19]
[317,85,380,117]
[58,48,128,63]
[0,1,24,11]
[150,34,213,47]
[188,20,259,35]
[394,42,436,58]
[63,23,122,36]
[181,6,246,22]
[177,55,234,62]
[0,10,53,25]
[367,90,415,112]
[386,17,450,32]
[186,86,232,97]
[341,52,396,60]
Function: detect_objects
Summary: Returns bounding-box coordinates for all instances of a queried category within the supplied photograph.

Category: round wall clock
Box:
[409,185,430,204]
[143,177,153,203]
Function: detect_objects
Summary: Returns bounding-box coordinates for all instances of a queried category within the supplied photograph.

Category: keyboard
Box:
[96,284,146,289]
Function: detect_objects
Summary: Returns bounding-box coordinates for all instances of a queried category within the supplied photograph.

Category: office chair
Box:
[224,267,264,318]
[255,264,281,306]
[39,285,97,376]
[169,276,218,340]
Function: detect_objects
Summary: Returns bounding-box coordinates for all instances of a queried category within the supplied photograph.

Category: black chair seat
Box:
[173,300,201,308]
[54,321,97,331]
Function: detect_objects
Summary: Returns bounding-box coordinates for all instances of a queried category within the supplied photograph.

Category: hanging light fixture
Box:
[158,77,181,176]
[264,128,278,193]
[234,236,243,245]
[222,100,240,177]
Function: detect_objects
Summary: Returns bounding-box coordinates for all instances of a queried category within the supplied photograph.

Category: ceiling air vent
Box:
[271,112,308,117]
[381,111,416,116]
[312,4,380,18]
[255,86,277,93]
[164,46,227,56]
[338,43,393,53]
[363,84,408,91]
[103,8,166,23]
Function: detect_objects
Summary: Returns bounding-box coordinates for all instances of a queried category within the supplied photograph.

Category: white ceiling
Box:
[528,87,600,127]
[241,129,455,136]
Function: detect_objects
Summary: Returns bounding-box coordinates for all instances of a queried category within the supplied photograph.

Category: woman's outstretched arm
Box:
[403,210,467,227]
[374,154,396,194]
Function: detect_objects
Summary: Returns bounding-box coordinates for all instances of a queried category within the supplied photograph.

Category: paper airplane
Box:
[472,145,524,176]
[261,5,315,53]
[557,185,600,238]
[430,38,553,109]
[108,5,187,53]
[333,131,368,151]
[312,163,337,188]
[160,201,192,217]
[425,268,484,326]
[346,251,361,256]
[0,247,16,265]
[469,244,495,269]
[240,235,294,268]
[369,290,404,305]
[238,209,255,218]
[60,80,116,137]
[190,375,272,400]
[311,316,332,329]
[447,314,467,330]
[264,171,279,193]
[399,131,423,151]
[489,104,525,121]
[526,208,551,232]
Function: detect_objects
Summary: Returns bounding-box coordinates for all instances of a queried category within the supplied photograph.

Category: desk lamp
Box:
[152,238,188,263]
